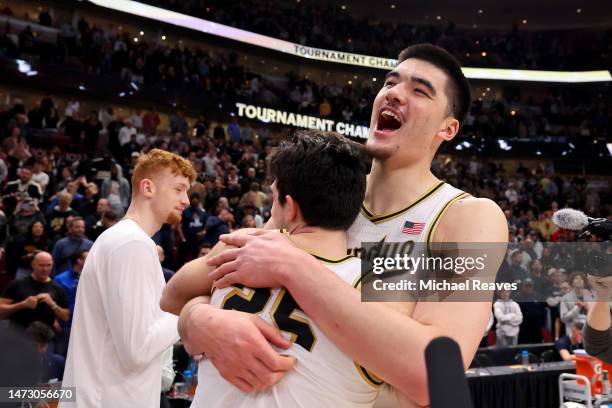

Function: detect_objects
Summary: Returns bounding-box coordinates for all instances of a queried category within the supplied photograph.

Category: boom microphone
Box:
[425,337,473,408]
[552,208,612,240]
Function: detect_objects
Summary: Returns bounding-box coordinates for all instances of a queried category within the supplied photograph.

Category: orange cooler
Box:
[575,349,612,395]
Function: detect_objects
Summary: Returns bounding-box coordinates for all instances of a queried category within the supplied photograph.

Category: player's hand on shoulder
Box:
[208,229,306,288]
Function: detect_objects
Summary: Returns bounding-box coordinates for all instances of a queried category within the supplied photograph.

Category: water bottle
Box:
[189,357,199,377]
[182,370,193,395]
[188,357,199,393]
[603,370,611,396]
[521,350,529,367]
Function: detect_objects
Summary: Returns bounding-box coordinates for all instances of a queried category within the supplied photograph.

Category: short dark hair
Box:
[270,130,366,230]
[102,210,119,222]
[397,44,471,125]
[71,249,88,266]
[26,321,54,344]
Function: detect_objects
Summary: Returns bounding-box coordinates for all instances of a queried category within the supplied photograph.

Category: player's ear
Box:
[436,117,460,142]
[284,194,299,223]
[140,178,155,198]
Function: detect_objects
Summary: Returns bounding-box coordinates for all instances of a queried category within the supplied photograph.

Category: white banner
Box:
[88,0,612,82]
[235,103,369,139]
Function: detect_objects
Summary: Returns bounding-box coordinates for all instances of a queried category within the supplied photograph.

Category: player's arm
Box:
[102,241,179,371]
[160,228,260,315]
[210,198,507,406]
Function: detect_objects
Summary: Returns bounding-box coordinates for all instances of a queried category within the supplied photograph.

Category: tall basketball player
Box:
[180,44,508,407]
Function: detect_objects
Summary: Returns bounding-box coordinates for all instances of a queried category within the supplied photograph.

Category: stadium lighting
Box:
[88,0,612,83]
[497,139,512,151]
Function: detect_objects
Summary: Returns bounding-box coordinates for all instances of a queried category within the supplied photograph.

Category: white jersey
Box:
[60,219,178,408]
[347,181,469,404]
[348,181,469,252]
[193,256,381,408]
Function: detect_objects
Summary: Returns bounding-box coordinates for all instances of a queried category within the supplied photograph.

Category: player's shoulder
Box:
[101,222,155,252]
[446,196,504,218]
[436,195,507,242]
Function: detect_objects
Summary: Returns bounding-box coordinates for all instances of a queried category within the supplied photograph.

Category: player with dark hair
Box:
[177,44,508,407]
[162,130,377,407]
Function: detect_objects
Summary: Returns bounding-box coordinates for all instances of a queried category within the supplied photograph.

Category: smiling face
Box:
[366,58,460,165]
[150,169,190,225]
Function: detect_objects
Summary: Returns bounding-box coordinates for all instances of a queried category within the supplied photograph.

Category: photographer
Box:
[584,274,612,363]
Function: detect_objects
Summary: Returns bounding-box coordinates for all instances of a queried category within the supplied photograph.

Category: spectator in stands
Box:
[249,182,267,209]
[51,217,93,274]
[118,119,136,146]
[515,278,547,344]
[0,251,70,330]
[494,289,523,347]
[202,207,233,247]
[546,267,569,340]
[83,110,102,152]
[100,163,131,215]
[3,166,43,214]
[560,272,593,336]
[142,107,160,135]
[73,181,100,221]
[170,110,188,137]
[25,321,65,382]
[31,161,49,192]
[555,321,584,361]
[88,210,119,241]
[198,244,212,258]
[529,259,549,296]
[241,214,256,228]
[508,250,530,284]
[8,197,46,237]
[53,250,88,355]
[178,192,208,263]
[85,197,110,233]
[54,167,75,194]
[10,221,51,279]
[47,192,79,241]
[157,245,174,283]
[204,177,225,211]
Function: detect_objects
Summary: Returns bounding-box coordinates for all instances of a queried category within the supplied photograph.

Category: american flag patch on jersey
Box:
[402,221,425,235]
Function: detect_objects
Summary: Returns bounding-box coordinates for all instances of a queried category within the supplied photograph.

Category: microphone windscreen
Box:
[552,208,589,230]
[425,336,472,408]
